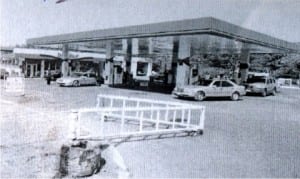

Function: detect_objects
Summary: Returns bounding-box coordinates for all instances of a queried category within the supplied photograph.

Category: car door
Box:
[269,78,275,92]
[272,78,276,90]
[80,74,88,85]
[88,73,96,85]
[267,78,274,92]
[220,80,234,96]
[209,81,222,97]
[85,73,92,85]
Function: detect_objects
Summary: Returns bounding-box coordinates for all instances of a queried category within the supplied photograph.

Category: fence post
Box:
[172,110,176,129]
[187,109,191,128]
[69,110,79,140]
[110,98,114,108]
[121,99,125,134]
[96,95,100,108]
[139,111,144,132]
[156,110,160,130]
[100,113,105,137]
[136,101,140,118]
[165,104,169,121]
[181,109,185,124]
[150,103,154,120]
[199,108,205,130]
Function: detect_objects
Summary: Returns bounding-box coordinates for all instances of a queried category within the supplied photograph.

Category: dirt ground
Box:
[0,79,299,178]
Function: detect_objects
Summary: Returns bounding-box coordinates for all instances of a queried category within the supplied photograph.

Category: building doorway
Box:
[26,64,38,78]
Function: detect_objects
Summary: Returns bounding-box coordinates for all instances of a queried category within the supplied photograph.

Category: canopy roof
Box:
[27,17,299,52]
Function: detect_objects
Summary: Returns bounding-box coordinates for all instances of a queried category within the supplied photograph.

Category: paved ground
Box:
[0,79,299,178]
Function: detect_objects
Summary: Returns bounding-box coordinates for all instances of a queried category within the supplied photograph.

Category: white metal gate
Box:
[70,94,205,141]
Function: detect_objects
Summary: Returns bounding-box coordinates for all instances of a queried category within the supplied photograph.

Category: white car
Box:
[56,72,97,87]
[245,73,277,96]
[172,79,246,101]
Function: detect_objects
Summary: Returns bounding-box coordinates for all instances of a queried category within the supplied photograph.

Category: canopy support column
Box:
[40,60,45,78]
[104,40,114,85]
[61,44,69,77]
[239,43,251,84]
[176,36,191,87]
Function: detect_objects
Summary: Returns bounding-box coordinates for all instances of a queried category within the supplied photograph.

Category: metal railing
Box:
[70,94,205,141]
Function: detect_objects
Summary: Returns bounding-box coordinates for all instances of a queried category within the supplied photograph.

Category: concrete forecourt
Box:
[0,79,299,178]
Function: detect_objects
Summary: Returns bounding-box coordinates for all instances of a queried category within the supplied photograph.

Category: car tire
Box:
[73,80,80,87]
[194,91,205,101]
[271,88,276,96]
[198,130,204,135]
[231,92,240,101]
[261,89,267,97]
[177,96,183,99]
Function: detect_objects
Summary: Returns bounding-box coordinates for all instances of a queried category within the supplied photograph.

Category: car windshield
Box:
[70,73,81,77]
[247,77,266,83]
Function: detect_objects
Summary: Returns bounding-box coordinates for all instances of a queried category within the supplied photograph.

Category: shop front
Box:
[23,58,60,78]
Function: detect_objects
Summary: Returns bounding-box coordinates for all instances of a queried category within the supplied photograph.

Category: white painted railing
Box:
[70,94,205,141]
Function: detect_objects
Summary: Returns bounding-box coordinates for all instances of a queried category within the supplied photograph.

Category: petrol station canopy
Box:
[27,17,299,53]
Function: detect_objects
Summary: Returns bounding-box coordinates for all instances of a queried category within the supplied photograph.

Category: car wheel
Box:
[231,92,240,101]
[176,96,183,99]
[271,88,276,96]
[261,89,267,97]
[73,80,80,87]
[194,91,205,101]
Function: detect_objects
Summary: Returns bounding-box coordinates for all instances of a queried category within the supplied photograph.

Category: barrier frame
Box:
[70,94,205,141]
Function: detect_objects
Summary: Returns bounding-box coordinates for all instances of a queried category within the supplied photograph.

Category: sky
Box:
[0,0,300,46]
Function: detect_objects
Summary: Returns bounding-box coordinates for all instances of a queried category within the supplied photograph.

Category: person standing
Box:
[233,60,240,84]
[47,69,51,85]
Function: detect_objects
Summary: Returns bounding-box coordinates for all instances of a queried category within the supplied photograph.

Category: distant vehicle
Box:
[172,79,246,101]
[277,78,292,87]
[56,72,97,87]
[0,69,9,79]
[245,72,276,96]
[274,79,282,92]
[45,71,62,81]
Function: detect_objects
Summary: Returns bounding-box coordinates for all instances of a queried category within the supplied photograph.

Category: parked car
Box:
[277,78,292,87]
[50,72,62,81]
[172,79,246,101]
[56,72,97,87]
[45,71,62,81]
[0,69,9,79]
[245,73,276,96]
[274,78,281,92]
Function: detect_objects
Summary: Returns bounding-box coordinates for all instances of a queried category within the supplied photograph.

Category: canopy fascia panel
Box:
[27,17,299,53]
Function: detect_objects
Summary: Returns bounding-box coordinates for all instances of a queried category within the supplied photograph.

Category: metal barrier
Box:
[70,94,205,141]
